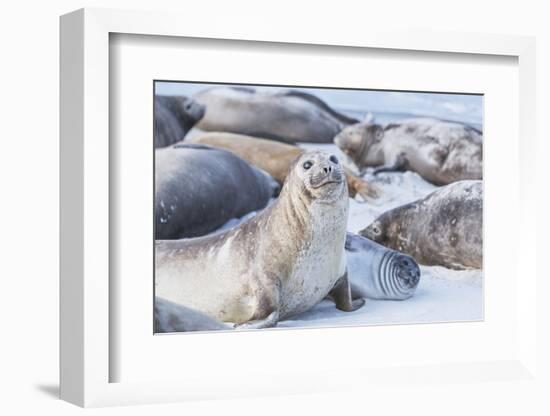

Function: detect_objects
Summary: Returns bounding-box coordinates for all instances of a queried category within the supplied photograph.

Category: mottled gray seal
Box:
[360,180,482,270]
[190,131,379,201]
[154,95,205,148]
[334,118,482,185]
[345,233,420,300]
[155,151,364,329]
[194,87,358,144]
[154,297,231,333]
[155,144,279,239]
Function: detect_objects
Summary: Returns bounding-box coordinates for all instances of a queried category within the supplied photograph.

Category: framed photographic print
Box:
[60,8,538,408]
[152,81,483,333]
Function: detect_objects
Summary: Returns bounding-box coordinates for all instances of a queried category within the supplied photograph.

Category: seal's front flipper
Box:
[350,298,365,310]
[330,272,365,312]
[372,153,407,175]
[234,310,280,330]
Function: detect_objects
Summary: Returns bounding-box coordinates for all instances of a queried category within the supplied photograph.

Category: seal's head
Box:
[360,218,389,245]
[334,123,383,167]
[288,151,347,202]
[178,96,206,124]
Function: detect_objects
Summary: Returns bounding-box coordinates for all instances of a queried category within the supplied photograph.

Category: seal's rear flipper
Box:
[344,168,381,202]
[233,310,280,330]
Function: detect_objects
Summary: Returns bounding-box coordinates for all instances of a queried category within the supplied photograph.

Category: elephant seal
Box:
[334,118,482,185]
[194,87,358,144]
[154,95,205,148]
[155,297,231,333]
[155,151,364,329]
[360,180,482,270]
[345,233,420,300]
[155,144,279,239]
[190,131,379,201]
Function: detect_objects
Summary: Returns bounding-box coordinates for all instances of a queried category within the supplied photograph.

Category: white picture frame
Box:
[60,7,538,407]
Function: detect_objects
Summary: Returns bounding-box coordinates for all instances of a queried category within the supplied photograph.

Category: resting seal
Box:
[194,87,358,144]
[155,144,279,239]
[155,297,231,333]
[155,151,364,329]
[190,131,379,201]
[345,233,420,300]
[360,180,482,270]
[154,95,205,148]
[334,118,482,185]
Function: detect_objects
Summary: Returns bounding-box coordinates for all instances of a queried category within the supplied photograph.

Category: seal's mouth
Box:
[312,179,342,189]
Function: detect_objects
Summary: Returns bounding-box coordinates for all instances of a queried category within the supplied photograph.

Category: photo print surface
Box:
[153,82,483,333]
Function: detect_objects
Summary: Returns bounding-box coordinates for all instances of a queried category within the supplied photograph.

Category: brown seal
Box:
[155,151,364,330]
[360,180,482,270]
[190,132,379,201]
[334,118,482,185]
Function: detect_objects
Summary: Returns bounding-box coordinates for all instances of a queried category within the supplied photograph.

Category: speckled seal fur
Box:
[334,118,482,185]
[360,180,482,270]
[155,151,364,329]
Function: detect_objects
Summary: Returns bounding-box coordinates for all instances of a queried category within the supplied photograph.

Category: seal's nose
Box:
[322,165,332,174]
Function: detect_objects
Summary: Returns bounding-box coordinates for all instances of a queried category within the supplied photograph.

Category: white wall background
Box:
[0,1,547,414]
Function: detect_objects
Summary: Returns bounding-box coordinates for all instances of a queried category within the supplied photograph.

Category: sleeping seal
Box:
[190,131,379,201]
[360,180,483,270]
[155,297,231,333]
[345,233,420,300]
[194,87,358,144]
[154,95,205,148]
[155,151,364,329]
[155,144,279,239]
[334,118,482,185]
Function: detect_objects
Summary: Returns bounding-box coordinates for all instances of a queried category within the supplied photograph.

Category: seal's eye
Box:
[329,155,339,164]
[372,226,381,235]
[302,161,313,170]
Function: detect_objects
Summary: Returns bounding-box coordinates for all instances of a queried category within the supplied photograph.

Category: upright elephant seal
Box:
[155,151,365,329]
[190,131,379,201]
[155,297,231,333]
[155,144,279,239]
[154,95,205,148]
[334,118,482,185]
[345,233,420,300]
[194,87,358,144]
[360,180,482,270]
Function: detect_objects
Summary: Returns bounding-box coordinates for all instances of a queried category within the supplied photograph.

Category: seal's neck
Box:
[275,185,313,238]
[269,182,347,244]
[355,124,385,166]
[353,135,370,167]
